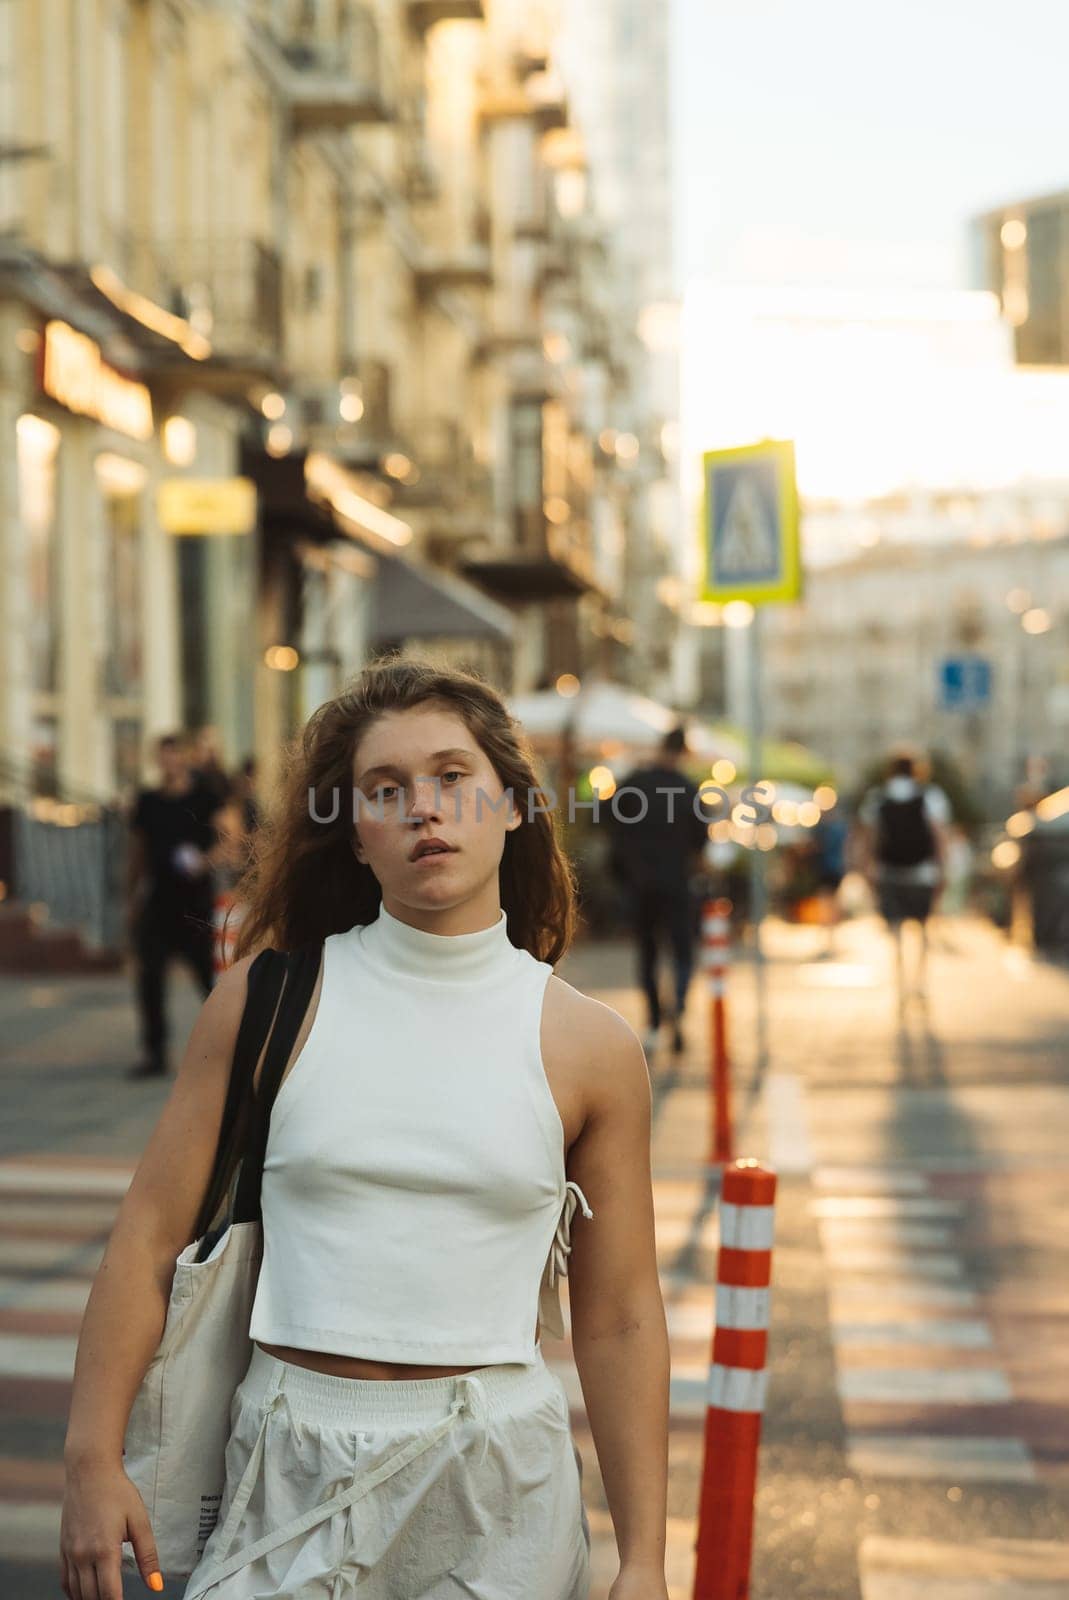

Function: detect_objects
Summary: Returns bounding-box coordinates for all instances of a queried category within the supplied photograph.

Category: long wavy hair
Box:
[231,657,579,966]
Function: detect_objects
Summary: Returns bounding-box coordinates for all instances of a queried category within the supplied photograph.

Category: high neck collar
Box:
[353,901,519,984]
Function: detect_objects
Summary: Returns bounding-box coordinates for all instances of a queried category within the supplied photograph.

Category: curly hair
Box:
[230,657,579,967]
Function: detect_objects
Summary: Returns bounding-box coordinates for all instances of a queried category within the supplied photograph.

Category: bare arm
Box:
[564,998,670,1597]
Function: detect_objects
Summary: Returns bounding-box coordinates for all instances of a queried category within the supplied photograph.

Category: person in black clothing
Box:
[189,723,232,807]
[125,733,229,1077]
[606,725,712,1055]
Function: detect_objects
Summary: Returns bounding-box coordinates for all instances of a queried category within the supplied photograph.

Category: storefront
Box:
[0,259,255,805]
[0,305,160,801]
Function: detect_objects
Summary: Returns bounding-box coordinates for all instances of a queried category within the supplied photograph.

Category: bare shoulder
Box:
[543,972,651,1123]
[187,951,262,1047]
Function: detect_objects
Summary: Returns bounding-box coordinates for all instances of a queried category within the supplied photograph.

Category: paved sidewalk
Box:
[0,913,1066,1598]
[558,911,1069,1600]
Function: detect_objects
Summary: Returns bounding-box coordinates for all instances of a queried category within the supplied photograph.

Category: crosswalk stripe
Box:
[0,1199,119,1229]
[0,1163,133,1197]
[829,1282,978,1309]
[0,1499,62,1562]
[847,1434,1035,1483]
[655,1216,720,1249]
[818,1221,955,1249]
[0,1333,78,1379]
[837,1367,1012,1405]
[813,1169,928,1194]
[0,1276,91,1313]
[831,1320,993,1349]
[0,1239,103,1273]
[811,1197,964,1220]
[860,1534,1069,1592]
[862,1577,1067,1600]
[819,1248,966,1277]
[764,1073,814,1176]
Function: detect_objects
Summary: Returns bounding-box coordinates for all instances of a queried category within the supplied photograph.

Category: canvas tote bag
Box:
[120,942,322,1580]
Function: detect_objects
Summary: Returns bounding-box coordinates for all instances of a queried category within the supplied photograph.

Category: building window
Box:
[508,397,543,545]
[96,454,146,699]
[17,414,62,696]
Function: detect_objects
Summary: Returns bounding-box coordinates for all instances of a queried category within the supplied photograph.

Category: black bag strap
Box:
[190,947,289,1256]
[233,942,323,1226]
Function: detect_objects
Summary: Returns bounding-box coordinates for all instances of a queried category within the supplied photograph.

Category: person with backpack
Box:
[60,658,670,1600]
[857,752,949,1008]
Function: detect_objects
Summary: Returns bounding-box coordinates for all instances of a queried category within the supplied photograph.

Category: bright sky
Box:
[672,0,1069,294]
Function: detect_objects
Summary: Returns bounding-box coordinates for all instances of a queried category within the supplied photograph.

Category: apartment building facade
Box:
[0,0,661,808]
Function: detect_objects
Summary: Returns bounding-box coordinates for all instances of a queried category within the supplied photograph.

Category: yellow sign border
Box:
[699,438,801,605]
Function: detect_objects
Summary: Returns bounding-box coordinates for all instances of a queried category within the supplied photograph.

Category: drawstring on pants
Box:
[455,1370,491,1469]
[184,1366,495,1598]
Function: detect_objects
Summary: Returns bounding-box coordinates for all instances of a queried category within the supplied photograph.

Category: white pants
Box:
[181,1342,592,1599]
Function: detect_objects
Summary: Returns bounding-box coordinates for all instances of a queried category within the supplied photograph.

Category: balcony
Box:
[461,514,601,601]
[297,359,400,464]
[251,5,391,131]
[124,235,282,380]
[478,73,568,134]
[413,245,493,295]
[406,0,485,33]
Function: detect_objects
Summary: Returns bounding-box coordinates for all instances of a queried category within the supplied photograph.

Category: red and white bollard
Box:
[693,1159,778,1600]
[701,897,734,1165]
[212,889,245,977]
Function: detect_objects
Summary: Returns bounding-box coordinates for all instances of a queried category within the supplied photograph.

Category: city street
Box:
[4,2,1069,1597]
[0,911,1066,1598]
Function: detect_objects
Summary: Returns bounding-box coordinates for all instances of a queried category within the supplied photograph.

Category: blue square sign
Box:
[939,656,992,711]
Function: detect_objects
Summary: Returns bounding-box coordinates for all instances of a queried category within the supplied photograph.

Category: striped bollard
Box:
[693,1159,778,1600]
[701,897,734,1165]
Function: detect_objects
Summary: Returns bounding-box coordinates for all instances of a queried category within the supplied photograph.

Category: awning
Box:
[370,555,516,644]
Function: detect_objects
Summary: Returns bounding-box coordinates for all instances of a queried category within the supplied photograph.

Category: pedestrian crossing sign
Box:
[700,439,801,605]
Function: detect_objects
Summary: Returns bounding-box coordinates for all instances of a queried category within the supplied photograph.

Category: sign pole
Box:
[699,437,800,1085]
[748,607,768,1074]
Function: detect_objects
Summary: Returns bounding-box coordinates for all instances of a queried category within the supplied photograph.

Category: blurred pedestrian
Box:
[811,799,850,959]
[856,752,949,1010]
[189,723,231,807]
[125,733,229,1076]
[607,725,712,1055]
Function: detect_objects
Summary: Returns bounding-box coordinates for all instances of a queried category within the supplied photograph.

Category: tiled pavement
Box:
[0,912,1067,1597]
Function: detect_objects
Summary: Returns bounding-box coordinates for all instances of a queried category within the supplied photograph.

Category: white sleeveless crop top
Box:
[247,903,594,1364]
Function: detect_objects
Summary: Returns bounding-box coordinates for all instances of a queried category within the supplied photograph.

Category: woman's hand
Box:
[608,1559,670,1600]
[60,1459,164,1598]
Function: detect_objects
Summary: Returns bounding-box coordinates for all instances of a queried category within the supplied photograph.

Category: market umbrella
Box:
[507,680,745,765]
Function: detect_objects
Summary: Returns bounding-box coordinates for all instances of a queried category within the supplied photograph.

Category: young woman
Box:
[61,657,670,1600]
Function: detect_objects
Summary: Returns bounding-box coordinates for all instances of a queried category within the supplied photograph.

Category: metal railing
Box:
[125,235,283,363]
[0,752,126,951]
